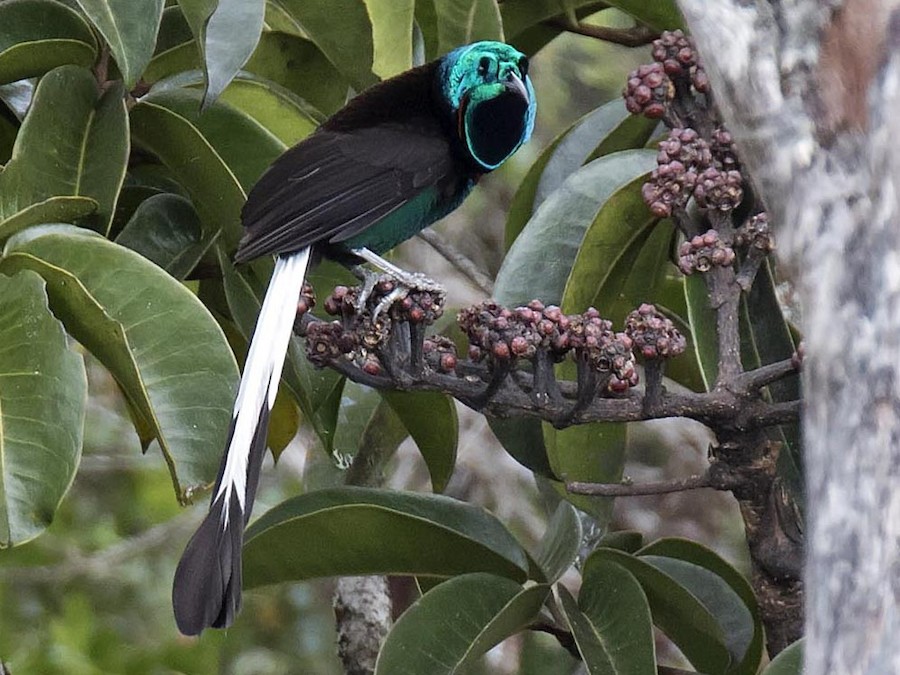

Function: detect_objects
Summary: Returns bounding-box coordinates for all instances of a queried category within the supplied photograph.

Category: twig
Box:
[416,229,494,296]
[529,620,580,660]
[566,473,712,496]
[545,18,659,47]
[734,357,798,392]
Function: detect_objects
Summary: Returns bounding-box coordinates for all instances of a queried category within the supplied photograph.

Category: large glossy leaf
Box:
[639,538,764,674]
[762,639,803,675]
[202,0,265,106]
[243,487,531,586]
[602,1,683,31]
[684,272,718,390]
[270,0,376,91]
[560,177,665,317]
[244,32,348,116]
[332,381,408,473]
[486,416,554,477]
[0,65,128,235]
[0,270,86,546]
[0,196,97,245]
[534,501,581,582]
[543,420,626,523]
[0,0,97,84]
[587,547,732,674]
[364,0,414,79]
[500,0,605,40]
[0,226,239,501]
[75,0,164,87]
[130,96,245,250]
[559,561,656,674]
[115,193,214,279]
[217,248,344,452]
[505,102,657,250]
[495,150,657,308]
[140,86,284,191]
[435,0,503,54]
[376,574,549,675]
[176,0,216,40]
[382,390,458,493]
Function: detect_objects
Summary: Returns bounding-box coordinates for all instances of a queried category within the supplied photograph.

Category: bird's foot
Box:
[352,266,381,313]
[371,273,445,320]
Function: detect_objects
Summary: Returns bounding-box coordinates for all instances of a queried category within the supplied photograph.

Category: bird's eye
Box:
[478,56,491,74]
[518,56,529,78]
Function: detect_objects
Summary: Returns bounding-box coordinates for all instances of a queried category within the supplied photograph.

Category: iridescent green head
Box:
[439,41,536,171]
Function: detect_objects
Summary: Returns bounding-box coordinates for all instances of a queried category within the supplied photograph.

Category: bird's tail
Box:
[172,249,311,636]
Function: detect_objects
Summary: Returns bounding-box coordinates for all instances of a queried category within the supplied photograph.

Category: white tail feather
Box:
[215,249,311,524]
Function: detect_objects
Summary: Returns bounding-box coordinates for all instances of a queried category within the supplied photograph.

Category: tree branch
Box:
[567,473,712,496]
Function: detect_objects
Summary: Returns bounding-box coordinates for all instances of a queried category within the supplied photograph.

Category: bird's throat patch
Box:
[462,90,529,170]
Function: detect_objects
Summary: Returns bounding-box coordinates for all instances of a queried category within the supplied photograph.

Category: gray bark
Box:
[334,575,392,675]
[678,1,900,671]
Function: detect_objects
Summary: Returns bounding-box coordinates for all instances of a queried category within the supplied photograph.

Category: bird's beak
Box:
[503,71,529,103]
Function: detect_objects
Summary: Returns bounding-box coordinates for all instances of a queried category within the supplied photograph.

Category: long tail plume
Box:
[172,249,310,635]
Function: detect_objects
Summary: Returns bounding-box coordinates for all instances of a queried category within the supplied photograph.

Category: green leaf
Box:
[558,563,656,674]
[534,501,581,582]
[140,86,284,191]
[129,96,245,250]
[560,177,666,318]
[115,193,214,279]
[0,196,97,245]
[0,270,86,546]
[638,538,764,674]
[435,0,503,54]
[495,150,657,308]
[216,248,344,452]
[601,1,683,31]
[202,0,265,106]
[243,487,531,587]
[264,0,305,36]
[0,65,128,235]
[586,547,732,674]
[505,101,658,250]
[537,100,657,209]
[176,0,216,40]
[0,226,239,501]
[382,390,458,493]
[486,417,554,477]
[684,272,717,390]
[244,32,348,116]
[543,421,626,523]
[500,0,605,40]
[270,0,376,91]
[596,530,643,553]
[74,0,164,87]
[364,0,414,79]
[762,639,803,675]
[335,384,409,475]
[0,0,97,84]
[376,574,549,675]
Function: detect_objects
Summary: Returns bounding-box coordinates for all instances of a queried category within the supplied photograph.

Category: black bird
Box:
[172,40,536,636]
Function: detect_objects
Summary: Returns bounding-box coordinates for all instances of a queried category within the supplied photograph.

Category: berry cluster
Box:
[458,300,570,363]
[297,281,316,317]
[642,128,711,217]
[736,212,774,253]
[305,321,356,367]
[567,309,638,392]
[693,166,744,211]
[624,62,670,119]
[624,304,687,359]
[651,29,709,93]
[710,128,739,171]
[423,336,458,374]
[678,229,736,275]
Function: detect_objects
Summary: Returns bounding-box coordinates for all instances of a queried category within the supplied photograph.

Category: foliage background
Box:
[0,1,764,673]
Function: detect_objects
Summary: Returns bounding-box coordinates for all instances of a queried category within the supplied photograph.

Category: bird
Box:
[172,40,536,636]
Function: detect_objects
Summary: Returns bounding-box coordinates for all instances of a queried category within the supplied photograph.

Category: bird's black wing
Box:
[235,124,455,262]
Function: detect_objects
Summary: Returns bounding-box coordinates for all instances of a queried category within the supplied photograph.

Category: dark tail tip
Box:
[172,492,243,635]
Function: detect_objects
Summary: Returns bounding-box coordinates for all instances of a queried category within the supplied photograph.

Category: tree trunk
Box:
[678,1,900,671]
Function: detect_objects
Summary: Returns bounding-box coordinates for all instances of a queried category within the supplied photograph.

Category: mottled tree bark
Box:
[679,1,900,671]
